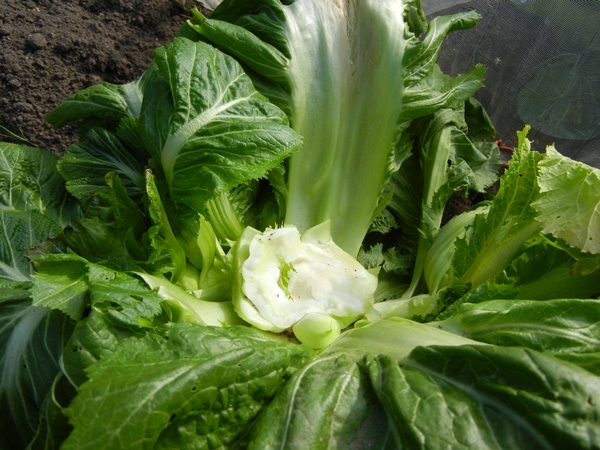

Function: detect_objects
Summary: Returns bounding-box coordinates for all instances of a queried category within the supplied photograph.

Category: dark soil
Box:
[0,0,202,155]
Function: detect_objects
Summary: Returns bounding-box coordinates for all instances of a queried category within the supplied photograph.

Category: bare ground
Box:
[0,0,198,154]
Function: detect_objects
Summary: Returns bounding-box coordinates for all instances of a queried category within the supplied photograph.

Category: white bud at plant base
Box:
[233,222,377,345]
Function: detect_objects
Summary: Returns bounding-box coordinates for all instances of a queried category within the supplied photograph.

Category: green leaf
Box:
[0,296,74,449]
[145,170,187,282]
[27,374,75,450]
[87,264,163,328]
[59,264,164,387]
[46,77,148,129]
[0,211,62,282]
[63,172,148,263]
[57,128,145,203]
[445,132,502,195]
[506,239,600,300]
[0,279,31,301]
[434,298,600,355]
[31,254,164,324]
[204,184,260,244]
[246,354,393,449]
[62,324,312,450]
[0,142,77,228]
[30,254,90,320]
[452,128,542,287]
[369,346,600,449]
[423,205,490,294]
[463,96,496,142]
[532,145,600,254]
[61,309,130,387]
[0,143,75,284]
[322,317,478,362]
[400,103,502,298]
[435,282,519,321]
[139,37,301,212]
[554,352,600,377]
[188,7,289,82]
[136,271,243,327]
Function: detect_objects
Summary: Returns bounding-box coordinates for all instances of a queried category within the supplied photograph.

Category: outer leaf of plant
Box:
[0,210,62,282]
[369,345,600,449]
[0,143,77,449]
[434,298,600,355]
[0,142,77,228]
[245,354,393,449]
[62,324,312,450]
[61,309,128,387]
[0,297,74,449]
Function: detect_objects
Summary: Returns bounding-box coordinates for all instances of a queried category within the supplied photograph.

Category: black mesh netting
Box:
[425,0,600,167]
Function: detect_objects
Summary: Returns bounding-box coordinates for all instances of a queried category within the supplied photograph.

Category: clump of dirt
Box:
[0,0,201,154]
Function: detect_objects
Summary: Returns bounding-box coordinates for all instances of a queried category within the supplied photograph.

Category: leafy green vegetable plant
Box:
[1,0,600,448]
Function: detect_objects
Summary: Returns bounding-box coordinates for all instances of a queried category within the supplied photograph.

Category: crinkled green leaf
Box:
[140,37,301,212]
[62,324,312,450]
[358,242,386,270]
[247,315,600,448]
[31,254,163,325]
[59,265,164,387]
[0,143,75,285]
[452,128,542,286]
[62,171,148,263]
[86,264,163,328]
[532,145,600,254]
[435,282,519,321]
[445,133,502,195]
[61,309,130,388]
